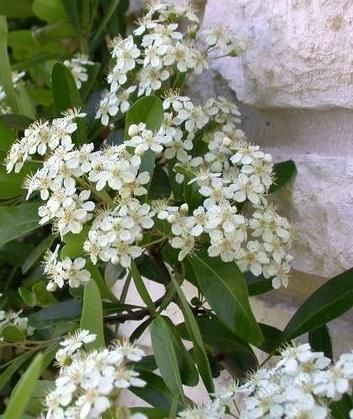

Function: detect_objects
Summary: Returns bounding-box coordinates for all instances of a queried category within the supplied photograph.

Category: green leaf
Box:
[131,370,182,413]
[86,261,119,302]
[52,63,86,144]
[125,96,164,135]
[282,268,353,341]
[0,0,34,18]
[22,234,56,274]
[258,323,282,353]
[269,160,297,193]
[24,380,54,416]
[0,351,34,392]
[330,395,353,419]
[0,17,18,112]
[61,0,81,34]
[177,316,258,376]
[2,325,26,343]
[32,0,67,22]
[3,353,43,419]
[17,84,36,119]
[90,0,121,49]
[130,260,156,314]
[0,163,39,200]
[246,272,273,296]
[171,274,214,393]
[185,251,263,346]
[32,281,57,307]
[52,62,82,112]
[149,165,171,199]
[61,226,89,259]
[80,279,105,349]
[30,299,82,328]
[0,203,41,249]
[150,316,184,399]
[164,318,199,387]
[0,114,34,130]
[309,325,333,359]
[19,287,37,307]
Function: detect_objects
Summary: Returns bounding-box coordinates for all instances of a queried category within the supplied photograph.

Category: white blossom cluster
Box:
[5,109,158,290]
[44,329,147,419]
[95,2,245,126]
[64,55,94,89]
[5,2,291,290]
[155,92,292,288]
[0,71,25,114]
[177,343,353,419]
[44,245,91,291]
[0,309,33,338]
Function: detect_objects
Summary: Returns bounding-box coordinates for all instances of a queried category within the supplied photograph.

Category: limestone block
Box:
[202,0,353,109]
[268,151,353,279]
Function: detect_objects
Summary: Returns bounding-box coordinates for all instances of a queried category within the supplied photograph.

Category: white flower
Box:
[64,55,94,88]
[96,91,119,126]
[111,35,141,73]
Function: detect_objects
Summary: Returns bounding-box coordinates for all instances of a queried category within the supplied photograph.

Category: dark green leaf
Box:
[269,160,297,193]
[131,370,182,413]
[61,0,81,34]
[0,114,33,130]
[125,96,164,135]
[80,279,105,349]
[22,234,56,274]
[246,272,273,296]
[52,63,86,144]
[330,395,353,419]
[171,275,214,393]
[4,353,43,419]
[0,351,34,392]
[185,251,263,346]
[30,299,82,328]
[258,323,282,353]
[309,325,333,359]
[177,316,258,376]
[0,202,41,249]
[130,261,156,313]
[164,318,199,387]
[282,268,353,341]
[150,316,184,399]
[149,165,171,199]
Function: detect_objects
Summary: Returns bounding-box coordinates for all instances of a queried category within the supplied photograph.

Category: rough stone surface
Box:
[202,0,353,109]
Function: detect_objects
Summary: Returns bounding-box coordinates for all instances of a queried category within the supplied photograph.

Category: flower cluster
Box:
[177,343,353,419]
[0,309,33,338]
[5,1,292,291]
[95,2,244,126]
[44,330,146,419]
[156,93,292,287]
[44,245,91,291]
[64,55,94,89]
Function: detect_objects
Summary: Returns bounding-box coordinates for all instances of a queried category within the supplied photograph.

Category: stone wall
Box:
[127,0,353,354]
[199,0,353,356]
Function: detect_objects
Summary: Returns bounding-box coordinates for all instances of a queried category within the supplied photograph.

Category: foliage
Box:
[0,1,351,419]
